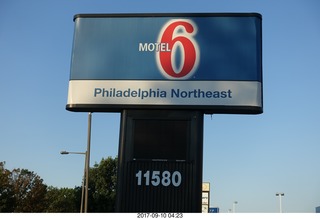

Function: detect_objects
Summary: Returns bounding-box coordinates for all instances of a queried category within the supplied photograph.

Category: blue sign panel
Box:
[67,13,263,114]
[209,207,220,213]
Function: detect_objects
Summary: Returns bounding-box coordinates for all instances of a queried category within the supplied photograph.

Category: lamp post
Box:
[61,112,93,213]
[60,150,86,213]
[275,193,284,213]
[233,201,238,213]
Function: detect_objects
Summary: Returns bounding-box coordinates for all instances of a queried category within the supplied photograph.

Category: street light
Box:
[276,193,284,213]
[233,201,238,213]
[60,112,92,213]
[60,151,86,155]
[60,150,86,213]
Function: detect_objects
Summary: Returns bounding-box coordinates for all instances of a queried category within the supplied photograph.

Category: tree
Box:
[88,157,117,212]
[45,186,78,212]
[0,157,118,212]
[11,168,47,212]
[0,162,15,212]
[0,162,48,212]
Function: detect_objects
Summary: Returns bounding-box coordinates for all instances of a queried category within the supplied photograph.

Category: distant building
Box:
[316,206,320,213]
[202,182,210,213]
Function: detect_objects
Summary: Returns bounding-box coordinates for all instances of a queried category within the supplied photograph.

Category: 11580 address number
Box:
[135,170,182,187]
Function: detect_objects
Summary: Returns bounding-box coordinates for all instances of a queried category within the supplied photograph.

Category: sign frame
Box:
[66,13,263,114]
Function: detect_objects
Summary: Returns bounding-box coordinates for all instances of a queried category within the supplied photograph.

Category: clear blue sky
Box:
[1,0,319,213]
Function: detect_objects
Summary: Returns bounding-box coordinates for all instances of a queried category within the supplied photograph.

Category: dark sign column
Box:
[116,110,203,212]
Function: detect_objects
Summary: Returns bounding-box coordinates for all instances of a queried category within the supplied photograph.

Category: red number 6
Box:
[156,19,200,79]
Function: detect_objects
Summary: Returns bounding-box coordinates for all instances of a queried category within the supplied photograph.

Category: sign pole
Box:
[116,110,203,212]
[85,112,92,213]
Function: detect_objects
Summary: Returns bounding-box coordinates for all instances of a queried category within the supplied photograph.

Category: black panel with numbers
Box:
[116,110,203,212]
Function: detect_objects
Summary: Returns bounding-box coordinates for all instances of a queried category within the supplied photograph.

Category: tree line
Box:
[0,157,117,212]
